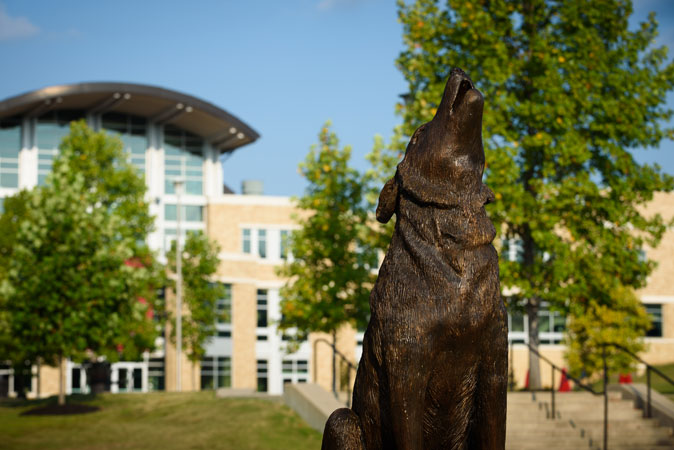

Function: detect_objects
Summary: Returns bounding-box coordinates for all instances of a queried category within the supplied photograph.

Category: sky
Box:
[0,0,673,197]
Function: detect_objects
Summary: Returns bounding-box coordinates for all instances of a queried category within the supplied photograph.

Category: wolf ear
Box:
[376,177,398,224]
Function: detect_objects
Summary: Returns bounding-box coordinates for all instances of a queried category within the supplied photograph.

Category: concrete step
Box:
[508,444,674,450]
[505,390,674,450]
[507,425,668,438]
[506,441,590,450]
[509,418,663,431]
[555,410,643,420]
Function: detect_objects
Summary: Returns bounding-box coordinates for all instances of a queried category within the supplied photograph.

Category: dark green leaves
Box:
[278,123,378,346]
[396,0,674,376]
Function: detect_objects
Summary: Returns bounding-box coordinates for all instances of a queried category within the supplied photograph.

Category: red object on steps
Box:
[559,368,571,392]
[618,373,633,384]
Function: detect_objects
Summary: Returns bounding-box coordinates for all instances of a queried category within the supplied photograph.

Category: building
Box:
[1,82,673,398]
[0,82,259,397]
[505,191,674,387]
[205,194,356,395]
[206,191,674,392]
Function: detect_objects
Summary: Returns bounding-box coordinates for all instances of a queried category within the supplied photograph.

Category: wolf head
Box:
[377,68,485,224]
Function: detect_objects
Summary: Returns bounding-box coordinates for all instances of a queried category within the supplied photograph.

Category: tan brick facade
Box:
[206,194,356,394]
[638,192,674,297]
[23,192,674,397]
[231,283,257,389]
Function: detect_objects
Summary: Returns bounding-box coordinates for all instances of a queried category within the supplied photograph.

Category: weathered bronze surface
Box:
[322,68,507,450]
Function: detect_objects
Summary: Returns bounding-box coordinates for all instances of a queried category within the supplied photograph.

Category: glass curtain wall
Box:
[0,116,21,188]
[35,110,84,185]
[163,124,203,195]
[101,113,147,174]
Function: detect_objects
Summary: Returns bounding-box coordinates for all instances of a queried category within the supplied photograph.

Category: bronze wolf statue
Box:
[322,68,507,450]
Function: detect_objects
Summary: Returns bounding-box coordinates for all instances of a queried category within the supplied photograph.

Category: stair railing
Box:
[519,342,608,449]
[601,343,674,419]
[520,341,674,450]
[521,342,602,414]
[313,337,358,407]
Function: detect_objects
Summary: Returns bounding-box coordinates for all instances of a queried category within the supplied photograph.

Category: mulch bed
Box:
[21,403,100,416]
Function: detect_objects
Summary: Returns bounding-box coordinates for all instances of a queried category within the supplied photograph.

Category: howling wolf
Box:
[322,68,507,450]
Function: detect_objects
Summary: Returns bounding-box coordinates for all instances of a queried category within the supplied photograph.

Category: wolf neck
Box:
[396,137,485,209]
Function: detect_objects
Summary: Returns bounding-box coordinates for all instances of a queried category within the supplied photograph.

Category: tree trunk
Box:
[192,360,196,391]
[13,362,27,399]
[58,357,65,406]
[37,359,41,399]
[332,330,337,397]
[526,299,542,390]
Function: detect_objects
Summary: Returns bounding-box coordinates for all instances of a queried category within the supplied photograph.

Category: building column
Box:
[232,283,257,389]
[18,117,37,189]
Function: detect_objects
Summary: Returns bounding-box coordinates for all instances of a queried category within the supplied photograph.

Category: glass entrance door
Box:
[111,362,147,393]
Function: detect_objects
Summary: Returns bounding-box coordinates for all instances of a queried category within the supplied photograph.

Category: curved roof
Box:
[0,82,260,153]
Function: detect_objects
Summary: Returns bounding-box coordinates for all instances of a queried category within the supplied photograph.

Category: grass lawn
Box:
[0,391,322,450]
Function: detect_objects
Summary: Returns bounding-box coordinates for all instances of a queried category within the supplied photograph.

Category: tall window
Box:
[148,357,165,391]
[216,284,232,324]
[0,116,20,188]
[508,311,525,344]
[646,304,663,337]
[163,229,202,254]
[256,359,268,392]
[502,238,524,263]
[36,110,84,185]
[282,359,309,386]
[258,229,267,258]
[164,204,203,222]
[201,356,231,390]
[257,289,268,328]
[506,305,565,345]
[242,228,251,254]
[101,113,147,174]
[280,230,289,260]
[164,124,203,195]
[70,366,85,393]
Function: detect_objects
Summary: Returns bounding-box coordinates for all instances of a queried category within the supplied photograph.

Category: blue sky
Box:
[0,0,672,196]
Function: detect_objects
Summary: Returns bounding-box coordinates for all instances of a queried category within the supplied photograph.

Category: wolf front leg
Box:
[384,351,429,450]
[322,408,366,450]
[468,331,508,449]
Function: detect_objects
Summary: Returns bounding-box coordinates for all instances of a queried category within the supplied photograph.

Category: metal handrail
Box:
[602,343,674,419]
[520,341,674,450]
[519,342,608,449]
[313,337,358,407]
[523,342,602,395]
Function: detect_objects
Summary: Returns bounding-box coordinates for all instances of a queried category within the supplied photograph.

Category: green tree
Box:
[396,0,674,385]
[0,191,32,387]
[166,232,225,371]
[278,123,377,358]
[363,128,405,251]
[0,121,163,404]
[564,286,651,376]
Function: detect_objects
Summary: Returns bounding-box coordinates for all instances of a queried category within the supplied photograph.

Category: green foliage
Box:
[396,0,674,377]
[362,128,405,251]
[565,287,651,377]
[0,121,164,367]
[53,119,154,246]
[0,191,32,363]
[167,232,225,362]
[278,122,378,345]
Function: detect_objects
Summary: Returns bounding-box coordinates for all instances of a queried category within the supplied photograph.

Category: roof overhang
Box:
[0,82,260,153]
